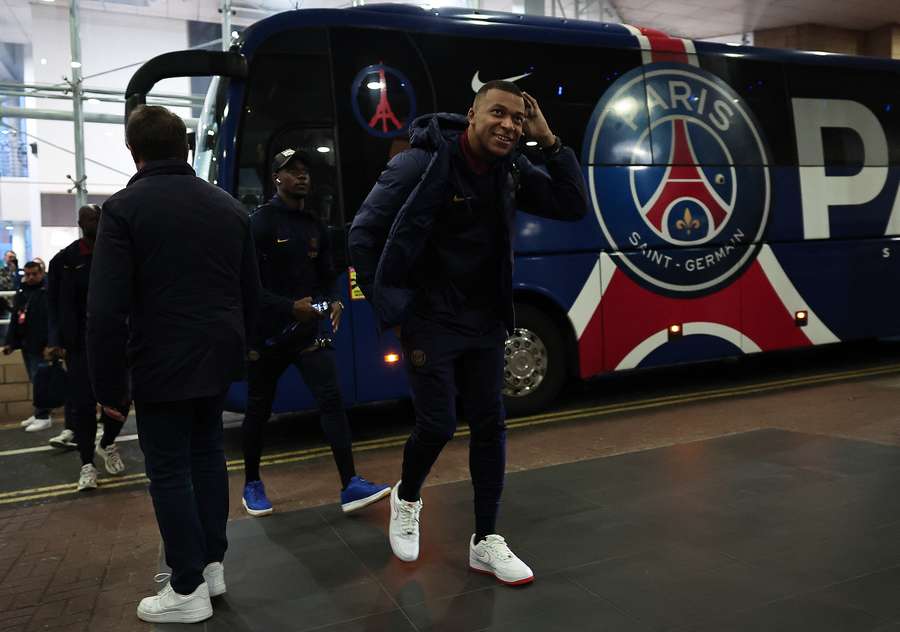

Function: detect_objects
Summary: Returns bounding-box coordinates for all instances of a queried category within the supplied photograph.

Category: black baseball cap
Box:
[271,148,311,173]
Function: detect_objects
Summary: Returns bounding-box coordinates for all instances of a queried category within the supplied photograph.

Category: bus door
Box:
[234,28,358,413]
[330,26,436,404]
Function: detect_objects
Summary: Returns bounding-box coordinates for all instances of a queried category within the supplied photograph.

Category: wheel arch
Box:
[511,288,580,379]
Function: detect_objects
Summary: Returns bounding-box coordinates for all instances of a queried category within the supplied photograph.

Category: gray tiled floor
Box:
[155,429,900,631]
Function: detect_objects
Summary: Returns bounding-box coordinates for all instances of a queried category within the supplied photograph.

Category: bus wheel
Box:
[503,303,566,417]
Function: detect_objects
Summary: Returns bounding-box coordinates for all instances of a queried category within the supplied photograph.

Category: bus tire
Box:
[503,303,567,417]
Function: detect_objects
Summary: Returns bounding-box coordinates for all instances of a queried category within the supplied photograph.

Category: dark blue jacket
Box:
[47,239,92,352]
[87,160,261,405]
[349,113,589,332]
[250,196,339,350]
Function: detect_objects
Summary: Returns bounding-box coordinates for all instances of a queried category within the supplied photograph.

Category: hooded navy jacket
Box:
[349,113,589,333]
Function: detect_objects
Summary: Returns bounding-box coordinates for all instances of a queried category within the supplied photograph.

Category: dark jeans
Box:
[136,393,229,596]
[22,352,51,419]
[242,347,355,487]
[399,315,507,539]
[66,350,124,465]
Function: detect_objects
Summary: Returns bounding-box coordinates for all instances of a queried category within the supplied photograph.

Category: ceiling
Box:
[610,0,900,40]
[1,0,898,45]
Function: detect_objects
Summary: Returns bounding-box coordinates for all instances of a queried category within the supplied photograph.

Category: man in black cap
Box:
[240,148,389,517]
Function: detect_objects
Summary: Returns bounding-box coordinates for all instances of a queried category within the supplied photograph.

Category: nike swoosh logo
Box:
[471,71,532,93]
[276,239,290,244]
[452,195,471,203]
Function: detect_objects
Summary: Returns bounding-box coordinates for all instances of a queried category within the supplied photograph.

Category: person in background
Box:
[2,261,52,431]
[47,204,127,488]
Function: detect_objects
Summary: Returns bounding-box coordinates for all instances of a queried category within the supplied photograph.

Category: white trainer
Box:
[77,463,98,491]
[388,482,422,562]
[469,534,534,586]
[136,578,213,624]
[25,416,52,432]
[49,428,77,450]
[19,415,35,428]
[95,438,125,475]
[203,562,226,597]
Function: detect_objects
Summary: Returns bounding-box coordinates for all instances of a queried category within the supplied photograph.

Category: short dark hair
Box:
[473,80,523,106]
[125,105,188,162]
[23,261,41,271]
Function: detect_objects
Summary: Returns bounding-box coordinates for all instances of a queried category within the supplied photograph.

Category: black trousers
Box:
[399,314,507,539]
[66,350,124,465]
[136,393,229,596]
[242,347,355,486]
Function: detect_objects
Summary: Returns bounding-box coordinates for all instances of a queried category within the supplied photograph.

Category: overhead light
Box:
[668,324,683,340]
[39,0,55,3]
[316,146,331,153]
[794,310,808,327]
[40,58,47,65]
[4,225,14,231]
[231,30,239,39]
[86,98,100,104]
[367,81,384,90]
[384,353,400,364]
[70,61,82,69]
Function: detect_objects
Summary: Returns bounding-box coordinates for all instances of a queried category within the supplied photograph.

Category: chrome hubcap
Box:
[503,328,547,398]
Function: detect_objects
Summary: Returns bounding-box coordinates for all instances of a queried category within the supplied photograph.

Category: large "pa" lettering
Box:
[792,98,900,239]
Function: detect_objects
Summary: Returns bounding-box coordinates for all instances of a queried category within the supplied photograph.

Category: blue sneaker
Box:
[340,476,391,514]
[242,480,273,517]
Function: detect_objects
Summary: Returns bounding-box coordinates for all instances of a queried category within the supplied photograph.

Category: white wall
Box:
[2,4,192,261]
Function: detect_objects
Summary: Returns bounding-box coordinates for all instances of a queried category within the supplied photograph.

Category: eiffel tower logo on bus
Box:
[368,66,402,133]
[642,119,731,242]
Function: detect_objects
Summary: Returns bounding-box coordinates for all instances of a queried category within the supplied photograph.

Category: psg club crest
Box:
[583,63,772,296]
[351,63,417,139]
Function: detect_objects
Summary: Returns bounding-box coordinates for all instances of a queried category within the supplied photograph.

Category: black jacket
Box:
[86,160,261,405]
[47,239,92,352]
[4,283,49,354]
[250,195,339,350]
[349,113,589,332]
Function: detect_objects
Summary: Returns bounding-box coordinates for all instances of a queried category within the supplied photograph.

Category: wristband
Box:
[542,135,562,156]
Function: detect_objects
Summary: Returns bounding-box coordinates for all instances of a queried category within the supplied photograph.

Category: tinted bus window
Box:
[330,27,435,223]
[237,42,335,211]
[696,56,794,166]
[412,32,645,163]
[786,64,900,166]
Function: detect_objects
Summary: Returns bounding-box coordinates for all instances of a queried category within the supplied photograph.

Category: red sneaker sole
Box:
[469,565,534,586]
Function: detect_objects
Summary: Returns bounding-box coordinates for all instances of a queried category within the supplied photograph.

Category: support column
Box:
[68,0,87,211]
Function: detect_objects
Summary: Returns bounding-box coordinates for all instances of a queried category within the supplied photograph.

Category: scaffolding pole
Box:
[68,0,87,210]
[222,0,233,51]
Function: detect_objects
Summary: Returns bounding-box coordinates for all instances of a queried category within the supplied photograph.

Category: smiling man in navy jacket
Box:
[349,81,588,585]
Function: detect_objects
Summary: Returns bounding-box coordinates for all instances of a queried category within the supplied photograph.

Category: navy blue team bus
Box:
[125,4,900,416]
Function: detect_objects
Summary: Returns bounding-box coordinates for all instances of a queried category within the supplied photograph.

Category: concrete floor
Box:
[0,340,898,631]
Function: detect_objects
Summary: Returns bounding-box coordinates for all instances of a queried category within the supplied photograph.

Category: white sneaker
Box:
[95,437,125,475]
[19,415,35,428]
[136,578,212,624]
[77,464,98,491]
[388,481,423,562]
[25,416,51,432]
[469,534,534,586]
[49,429,77,450]
[203,562,226,597]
